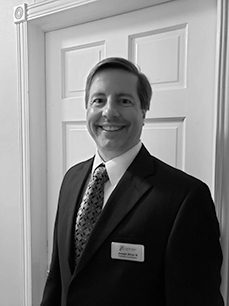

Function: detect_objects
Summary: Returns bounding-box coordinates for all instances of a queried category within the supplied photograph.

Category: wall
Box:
[0,1,32,305]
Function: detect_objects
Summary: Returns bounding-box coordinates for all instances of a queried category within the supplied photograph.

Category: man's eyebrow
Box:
[116,93,135,98]
[90,92,106,97]
[90,92,135,98]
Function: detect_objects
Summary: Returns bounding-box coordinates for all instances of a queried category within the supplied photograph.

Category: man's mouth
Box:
[98,125,125,132]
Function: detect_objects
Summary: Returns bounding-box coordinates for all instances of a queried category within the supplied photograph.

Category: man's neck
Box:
[98,142,141,162]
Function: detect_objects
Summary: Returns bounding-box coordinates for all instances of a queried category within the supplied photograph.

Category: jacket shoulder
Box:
[59,157,94,190]
[151,154,210,194]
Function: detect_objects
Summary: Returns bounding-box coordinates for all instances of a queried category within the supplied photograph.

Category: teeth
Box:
[101,126,123,131]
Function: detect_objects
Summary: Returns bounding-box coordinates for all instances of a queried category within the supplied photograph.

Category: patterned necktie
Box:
[74,164,109,266]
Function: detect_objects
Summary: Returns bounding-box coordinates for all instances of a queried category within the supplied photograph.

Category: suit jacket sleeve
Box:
[40,208,61,306]
[165,182,224,306]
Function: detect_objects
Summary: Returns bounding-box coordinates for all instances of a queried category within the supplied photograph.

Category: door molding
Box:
[15,11,32,306]
[215,0,229,302]
[14,0,229,305]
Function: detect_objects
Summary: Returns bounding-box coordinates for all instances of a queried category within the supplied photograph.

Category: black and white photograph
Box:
[0,0,228,305]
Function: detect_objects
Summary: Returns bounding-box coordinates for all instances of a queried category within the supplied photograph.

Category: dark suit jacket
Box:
[41,145,224,306]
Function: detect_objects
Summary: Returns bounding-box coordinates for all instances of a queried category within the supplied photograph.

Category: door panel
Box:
[46,0,217,261]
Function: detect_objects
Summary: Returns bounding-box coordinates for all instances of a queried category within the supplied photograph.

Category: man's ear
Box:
[142,110,146,126]
[142,109,146,119]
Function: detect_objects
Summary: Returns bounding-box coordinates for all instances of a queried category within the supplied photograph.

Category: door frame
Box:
[14,0,229,305]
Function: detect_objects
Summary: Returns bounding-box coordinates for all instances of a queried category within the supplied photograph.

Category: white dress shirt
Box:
[91,142,142,207]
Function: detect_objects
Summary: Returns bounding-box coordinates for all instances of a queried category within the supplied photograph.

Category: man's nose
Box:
[102,99,120,118]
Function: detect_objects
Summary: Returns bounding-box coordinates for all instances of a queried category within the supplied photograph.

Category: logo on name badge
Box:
[111,242,144,262]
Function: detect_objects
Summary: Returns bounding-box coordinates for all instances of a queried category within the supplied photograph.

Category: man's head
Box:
[85,57,152,112]
[85,57,152,161]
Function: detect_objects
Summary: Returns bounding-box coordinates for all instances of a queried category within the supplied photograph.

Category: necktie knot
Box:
[92,164,108,185]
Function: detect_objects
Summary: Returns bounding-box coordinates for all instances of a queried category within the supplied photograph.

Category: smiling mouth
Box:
[98,125,125,132]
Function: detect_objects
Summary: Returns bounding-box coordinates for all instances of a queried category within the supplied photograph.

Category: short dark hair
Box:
[85,57,152,111]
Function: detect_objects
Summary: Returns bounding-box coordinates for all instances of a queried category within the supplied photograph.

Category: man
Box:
[41,57,224,305]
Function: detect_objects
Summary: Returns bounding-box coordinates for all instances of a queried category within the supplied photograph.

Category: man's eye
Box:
[120,98,133,106]
[92,98,104,105]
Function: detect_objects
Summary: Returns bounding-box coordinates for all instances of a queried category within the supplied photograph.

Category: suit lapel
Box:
[59,158,94,276]
[73,146,156,276]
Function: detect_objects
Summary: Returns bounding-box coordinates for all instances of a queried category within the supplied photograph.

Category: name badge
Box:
[111,242,144,262]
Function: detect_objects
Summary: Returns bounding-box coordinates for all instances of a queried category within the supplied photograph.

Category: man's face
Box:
[86,68,145,161]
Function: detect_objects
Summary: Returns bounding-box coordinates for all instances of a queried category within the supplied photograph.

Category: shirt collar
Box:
[93,142,142,187]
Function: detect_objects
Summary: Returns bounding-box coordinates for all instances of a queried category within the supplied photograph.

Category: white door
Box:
[46,0,217,262]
